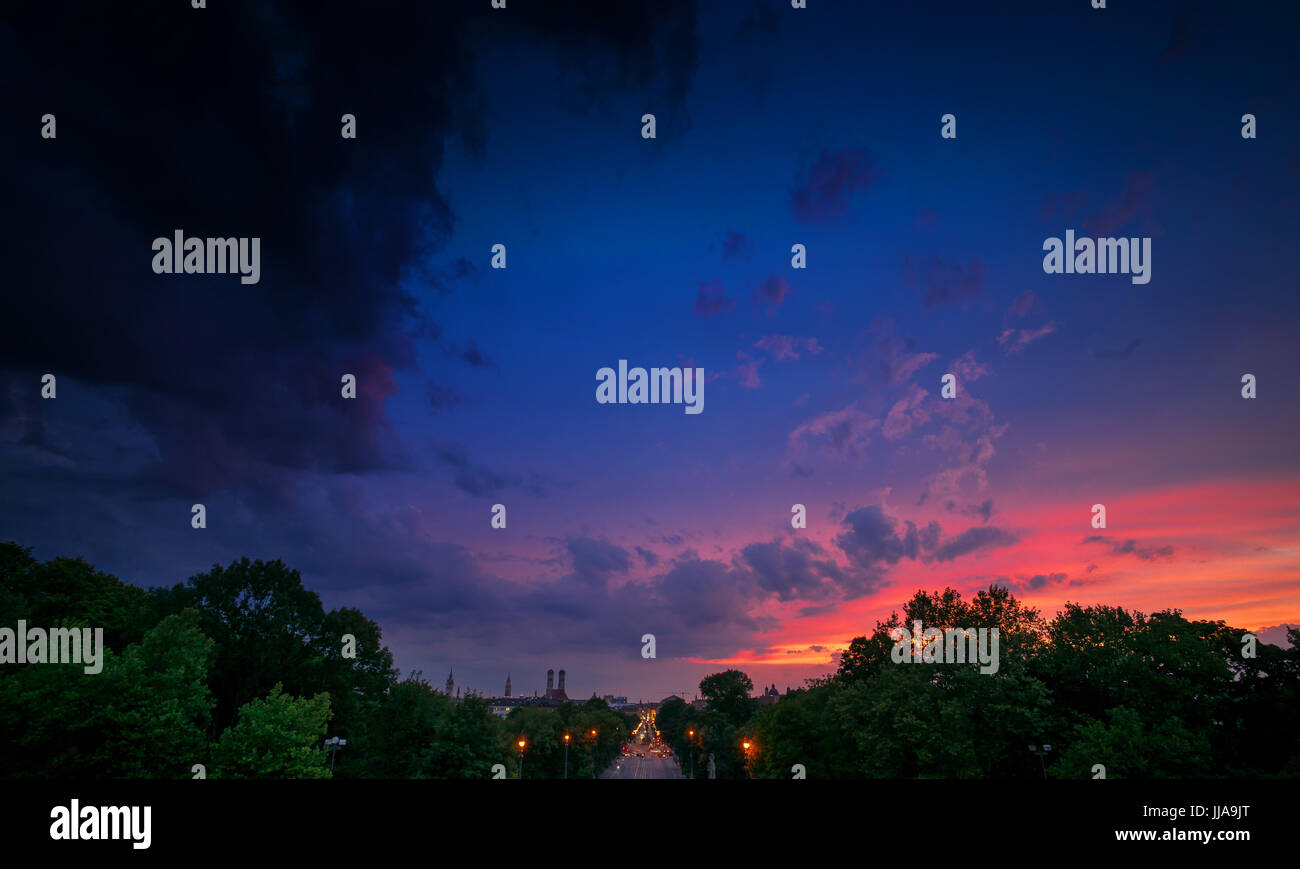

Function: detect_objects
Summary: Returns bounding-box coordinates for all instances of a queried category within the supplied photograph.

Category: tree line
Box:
[3,543,1295,778]
[656,586,1300,778]
[0,542,630,779]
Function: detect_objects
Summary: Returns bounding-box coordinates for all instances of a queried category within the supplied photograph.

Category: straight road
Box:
[601,744,684,779]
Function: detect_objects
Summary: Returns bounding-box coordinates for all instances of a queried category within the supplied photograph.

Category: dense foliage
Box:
[656,587,1300,779]
[2,542,1295,779]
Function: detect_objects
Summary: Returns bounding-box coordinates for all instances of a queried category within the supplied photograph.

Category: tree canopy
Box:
[2,544,1296,779]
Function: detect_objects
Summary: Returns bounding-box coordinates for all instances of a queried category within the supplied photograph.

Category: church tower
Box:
[505,673,512,697]
[445,668,454,697]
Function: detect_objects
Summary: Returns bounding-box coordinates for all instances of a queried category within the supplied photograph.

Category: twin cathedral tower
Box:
[443,667,568,701]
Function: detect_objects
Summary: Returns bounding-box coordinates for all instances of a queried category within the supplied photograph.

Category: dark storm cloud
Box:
[4,2,465,502]
[502,0,700,143]
[1,0,699,506]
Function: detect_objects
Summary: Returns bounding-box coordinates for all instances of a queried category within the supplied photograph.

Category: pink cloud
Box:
[787,403,880,465]
[997,321,1057,354]
[735,350,762,388]
[882,386,931,441]
[948,350,992,384]
[1008,290,1037,317]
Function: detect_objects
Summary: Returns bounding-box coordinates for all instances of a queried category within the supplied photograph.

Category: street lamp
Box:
[687,729,696,779]
[563,733,571,780]
[588,728,598,779]
[742,738,754,779]
[324,736,347,773]
[1027,744,1052,779]
[517,738,527,779]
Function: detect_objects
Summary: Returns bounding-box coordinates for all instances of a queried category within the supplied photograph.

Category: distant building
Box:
[545,668,569,701]
[755,683,784,706]
[488,667,571,717]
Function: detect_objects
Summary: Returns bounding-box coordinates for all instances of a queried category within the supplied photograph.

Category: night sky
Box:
[2,0,1298,701]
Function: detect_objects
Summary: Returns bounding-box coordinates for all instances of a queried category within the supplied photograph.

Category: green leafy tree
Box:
[0,610,214,778]
[699,669,755,729]
[156,557,330,735]
[0,543,154,651]
[749,684,852,779]
[422,693,505,779]
[211,684,332,779]
[312,606,398,773]
[351,672,445,778]
[1051,707,1213,778]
